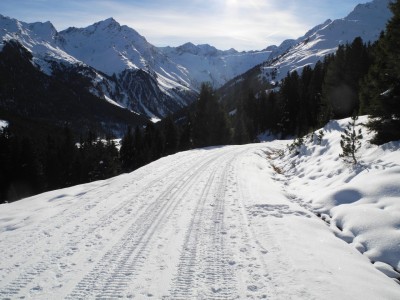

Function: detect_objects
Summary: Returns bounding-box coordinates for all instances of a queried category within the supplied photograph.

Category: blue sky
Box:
[0,0,368,50]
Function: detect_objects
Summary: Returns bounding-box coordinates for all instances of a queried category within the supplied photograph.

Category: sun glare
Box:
[225,0,239,7]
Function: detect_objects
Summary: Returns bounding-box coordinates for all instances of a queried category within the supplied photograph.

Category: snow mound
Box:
[274,116,400,279]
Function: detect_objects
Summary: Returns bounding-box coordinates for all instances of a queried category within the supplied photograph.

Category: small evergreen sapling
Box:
[287,136,304,155]
[339,115,363,164]
[316,130,324,145]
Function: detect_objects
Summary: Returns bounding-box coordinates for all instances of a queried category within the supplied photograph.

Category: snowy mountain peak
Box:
[27,21,58,40]
[301,19,332,40]
[88,17,122,33]
[0,14,24,36]
[176,42,198,54]
[59,18,153,74]
[175,42,238,56]
[257,0,393,83]
[62,17,145,42]
[196,44,219,56]
[0,14,58,42]
[176,42,219,56]
[0,14,79,72]
[347,0,391,21]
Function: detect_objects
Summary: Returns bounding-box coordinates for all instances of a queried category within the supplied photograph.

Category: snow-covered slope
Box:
[59,18,192,90]
[260,0,392,81]
[160,43,272,88]
[272,116,400,282]
[0,14,80,73]
[1,124,400,298]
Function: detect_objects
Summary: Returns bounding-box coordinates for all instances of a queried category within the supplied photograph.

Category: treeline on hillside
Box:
[0,126,120,203]
[234,37,373,140]
[120,83,231,172]
[0,114,194,203]
[0,83,230,203]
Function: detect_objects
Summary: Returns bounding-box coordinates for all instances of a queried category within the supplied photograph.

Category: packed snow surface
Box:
[1,119,400,299]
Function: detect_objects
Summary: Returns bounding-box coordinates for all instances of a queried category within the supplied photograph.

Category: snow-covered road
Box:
[1,143,399,299]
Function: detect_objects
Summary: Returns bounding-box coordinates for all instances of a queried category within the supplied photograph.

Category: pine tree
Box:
[59,126,76,186]
[233,96,252,144]
[0,126,12,203]
[279,71,300,136]
[360,1,400,144]
[321,39,370,122]
[120,126,135,172]
[339,115,363,164]
[192,83,231,147]
[307,61,325,129]
[233,115,250,145]
[163,116,178,155]
[178,116,193,151]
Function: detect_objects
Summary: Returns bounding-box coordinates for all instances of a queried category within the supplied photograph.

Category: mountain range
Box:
[0,0,393,128]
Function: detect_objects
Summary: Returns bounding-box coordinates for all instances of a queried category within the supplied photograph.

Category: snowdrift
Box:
[274,116,400,280]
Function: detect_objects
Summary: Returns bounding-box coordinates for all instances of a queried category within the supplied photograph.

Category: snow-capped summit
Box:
[159,42,272,88]
[62,18,125,36]
[0,14,59,45]
[172,42,235,57]
[0,14,80,73]
[27,21,58,41]
[59,17,162,75]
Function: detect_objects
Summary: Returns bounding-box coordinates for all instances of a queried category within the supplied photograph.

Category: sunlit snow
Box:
[1,116,399,299]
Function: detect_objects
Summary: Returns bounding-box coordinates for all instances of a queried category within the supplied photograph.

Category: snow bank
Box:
[274,116,400,280]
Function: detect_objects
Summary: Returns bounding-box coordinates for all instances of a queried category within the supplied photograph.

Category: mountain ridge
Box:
[0,0,394,120]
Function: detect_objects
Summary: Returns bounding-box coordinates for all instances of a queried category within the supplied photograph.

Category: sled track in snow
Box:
[65,150,230,299]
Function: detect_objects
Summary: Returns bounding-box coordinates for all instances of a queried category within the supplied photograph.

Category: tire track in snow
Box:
[65,150,228,299]
[169,148,243,299]
[168,162,220,299]
[0,151,217,298]
[1,151,198,263]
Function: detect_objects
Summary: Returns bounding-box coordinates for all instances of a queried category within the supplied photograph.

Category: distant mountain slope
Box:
[159,43,272,88]
[0,40,147,135]
[0,15,271,118]
[259,0,392,82]
[221,0,392,98]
